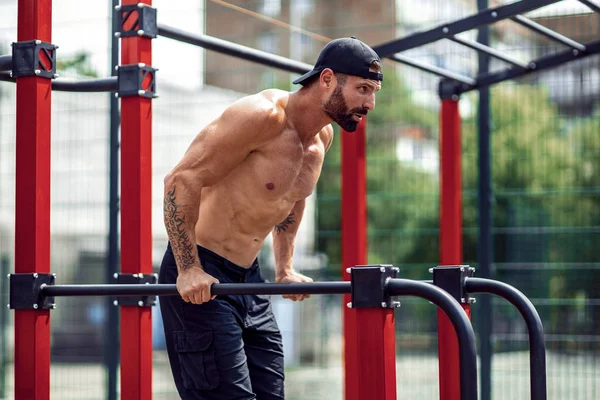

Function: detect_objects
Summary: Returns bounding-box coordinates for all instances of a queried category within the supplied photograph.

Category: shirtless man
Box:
[159,37,382,400]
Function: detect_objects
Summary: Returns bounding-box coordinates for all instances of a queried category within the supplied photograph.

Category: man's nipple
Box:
[266,182,275,190]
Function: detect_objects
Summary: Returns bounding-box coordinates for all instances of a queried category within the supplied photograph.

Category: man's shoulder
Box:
[233,89,289,127]
[220,90,288,136]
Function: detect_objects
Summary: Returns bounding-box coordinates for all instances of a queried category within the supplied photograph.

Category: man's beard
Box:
[323,86,368,132]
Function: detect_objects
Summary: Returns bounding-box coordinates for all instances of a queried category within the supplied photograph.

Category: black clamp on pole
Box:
[347,265,400,309]
[438,78,468,101]
[7,273,56,310]
[112,273,158,307]
[114,3,157,39]
[11,40,58,79]
[116,63,158,99]
[432,265,476,304]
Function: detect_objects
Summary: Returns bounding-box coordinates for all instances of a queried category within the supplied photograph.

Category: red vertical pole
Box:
[14,1,53,399]
[438,98,471,400]
[119,1,153,399]
[342,118,397,400]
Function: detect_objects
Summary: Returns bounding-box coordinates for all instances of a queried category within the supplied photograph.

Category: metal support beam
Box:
[450,36,528,69]
[577,0,600,13]
[466,278,547,400]
[53,77,118,92]
[388,53,476,86]
[511,15,586,51]
[0,73,118,92]
[373,0,561,56]
[0,55,11,71]
[475,2,493,397]
[466,39,600,93]
[158,24,312,75]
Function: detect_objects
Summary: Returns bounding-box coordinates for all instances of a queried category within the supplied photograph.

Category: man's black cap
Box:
[293,37,383,85]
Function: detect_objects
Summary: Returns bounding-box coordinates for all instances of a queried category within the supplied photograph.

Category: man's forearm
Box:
[163,184,202,272]
[273,201,305,279]
[273,230,296,279]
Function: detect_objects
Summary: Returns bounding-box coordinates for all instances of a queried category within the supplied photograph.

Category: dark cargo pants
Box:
[159,243,284,400]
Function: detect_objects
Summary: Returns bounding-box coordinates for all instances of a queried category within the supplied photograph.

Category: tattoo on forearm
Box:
[275,212,296,234]
[164,186,196,270]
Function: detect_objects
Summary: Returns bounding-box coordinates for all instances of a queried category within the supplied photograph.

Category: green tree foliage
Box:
[316,66,599,342]
[56,52,99,78]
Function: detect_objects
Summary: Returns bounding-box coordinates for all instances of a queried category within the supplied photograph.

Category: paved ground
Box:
[1,351,598,399]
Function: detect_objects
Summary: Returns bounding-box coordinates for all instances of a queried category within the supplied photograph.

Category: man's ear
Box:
[320,68,335,88]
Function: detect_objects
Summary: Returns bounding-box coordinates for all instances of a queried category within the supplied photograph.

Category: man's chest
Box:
[243,141,325,200]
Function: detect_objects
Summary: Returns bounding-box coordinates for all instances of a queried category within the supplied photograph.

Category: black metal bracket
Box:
[438,79,467,101]
[348,265,400,308]
[116,63,157,98]
[112,273,158,307]
[114,3,157,39]
[8,273,56,310]
[432,265,475,304]
[11,40,58,79]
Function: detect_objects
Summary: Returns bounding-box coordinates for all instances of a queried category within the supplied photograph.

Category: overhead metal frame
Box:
[371,0,600,95]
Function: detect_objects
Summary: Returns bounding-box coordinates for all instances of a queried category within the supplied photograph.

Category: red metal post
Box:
[438,99,471,400]
[342,118,397,400]
[14,1,53,399]
[119,1,154,399]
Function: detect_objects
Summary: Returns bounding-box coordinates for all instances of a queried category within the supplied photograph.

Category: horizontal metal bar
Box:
[511,15,586,51]
[41,282,351,297]
[0,73,118,92]
[385,279,478,400]
[577,0,600,13]
[465,39,600,93]
[52,77,118,92]
[450,36,528,69]
[373,0,561,56]
[158,24,312,75]
[0,55,11,71]
[466,278,547,400]
[388,53,476,86]
[0,72,14,83]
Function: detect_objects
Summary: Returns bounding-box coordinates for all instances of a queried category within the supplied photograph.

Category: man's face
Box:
[323,75,381,132]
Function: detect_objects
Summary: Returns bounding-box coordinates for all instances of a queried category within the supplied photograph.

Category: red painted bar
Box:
[438,99,471,400]
[355,308,397,400]
[341,119,366,400]
[342,118,395,400]
[14,1,53,399]
[119,1,154,399]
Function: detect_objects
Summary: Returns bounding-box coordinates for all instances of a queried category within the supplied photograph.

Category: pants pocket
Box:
[173,330,219,390]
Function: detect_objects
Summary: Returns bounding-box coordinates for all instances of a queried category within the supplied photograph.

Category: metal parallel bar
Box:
[0,73,118,92]
[466,39,600,93]
[578,0,600,13]
[41,282,352,297]
[0,55,11,71]
[0,72,14,82]
[466,278,547,400]
[511,15,586,51]
[373,0,561,56]
[386,279,478,400]
[450,36,528,69]
[158,24,312,75]
[52,77,118,92]
[388,53,476,85]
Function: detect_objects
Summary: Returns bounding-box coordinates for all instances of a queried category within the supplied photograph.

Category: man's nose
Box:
[363,94,376,111]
